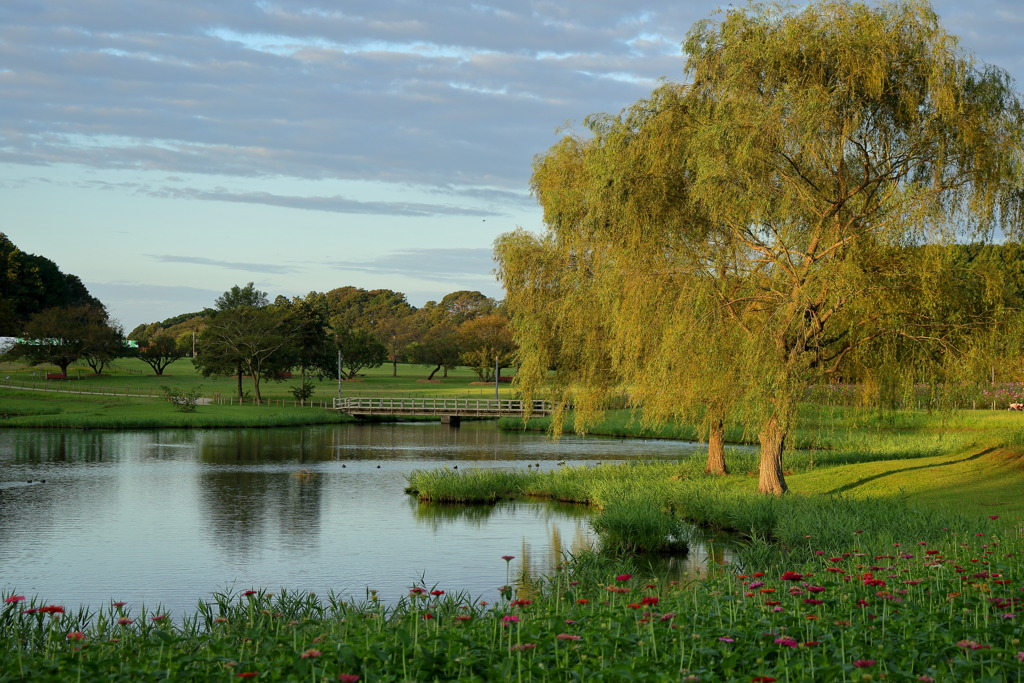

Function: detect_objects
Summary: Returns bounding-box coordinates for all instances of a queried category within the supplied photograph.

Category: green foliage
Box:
[498,0,1024,495]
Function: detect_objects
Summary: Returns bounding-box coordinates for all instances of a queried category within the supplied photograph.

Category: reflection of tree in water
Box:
[13,430,108,463]
[196,427,337,464]
[195,430,328,561]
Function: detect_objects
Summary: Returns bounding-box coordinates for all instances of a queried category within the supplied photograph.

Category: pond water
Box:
[0,422,734,615]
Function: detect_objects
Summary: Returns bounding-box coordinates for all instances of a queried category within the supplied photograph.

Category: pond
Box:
[0,422,735,615]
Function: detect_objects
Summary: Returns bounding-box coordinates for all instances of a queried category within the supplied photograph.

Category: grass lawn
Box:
[0,359,514,428]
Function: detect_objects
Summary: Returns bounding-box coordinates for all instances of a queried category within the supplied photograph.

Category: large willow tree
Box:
[497,0,1024,494]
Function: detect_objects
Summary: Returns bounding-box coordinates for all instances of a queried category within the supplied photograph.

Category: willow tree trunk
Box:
[705,414,727,475]
[757,413,789,495]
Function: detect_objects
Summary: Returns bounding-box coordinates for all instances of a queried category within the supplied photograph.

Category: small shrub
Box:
[160,385,202,412]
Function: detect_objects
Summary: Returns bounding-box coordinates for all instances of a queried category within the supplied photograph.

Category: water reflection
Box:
[0,423,740,615]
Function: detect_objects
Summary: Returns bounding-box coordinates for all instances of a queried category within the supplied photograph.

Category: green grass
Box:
[0,359,515,428]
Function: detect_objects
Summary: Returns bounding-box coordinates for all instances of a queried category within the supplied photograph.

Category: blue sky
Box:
[2,1,1022,331]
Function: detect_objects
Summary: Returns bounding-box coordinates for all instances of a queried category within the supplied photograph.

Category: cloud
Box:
[328,247,498,282]
[148,186,505,217]
[148,254,301,275]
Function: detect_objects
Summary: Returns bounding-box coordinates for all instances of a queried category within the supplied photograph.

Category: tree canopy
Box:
[497,0,1024,494]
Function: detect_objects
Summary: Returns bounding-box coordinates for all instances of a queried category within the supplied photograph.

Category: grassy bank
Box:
[0,359,513,429]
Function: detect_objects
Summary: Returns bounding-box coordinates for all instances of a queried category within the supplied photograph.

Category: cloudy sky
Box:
[2,1,1022,331]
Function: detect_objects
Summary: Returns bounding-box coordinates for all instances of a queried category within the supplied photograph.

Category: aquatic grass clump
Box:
[406,467,535,503]
[590,494,690,554]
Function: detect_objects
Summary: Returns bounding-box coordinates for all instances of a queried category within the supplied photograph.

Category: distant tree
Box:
[332,325,387,379]
[215,282,268,311]
[0,233,101,333]
[407,304,463,379]
[134,332,187,376]
[457,314,516,382]
[7,305,113,376]
[279,295,335,404]
[81,316,126,375]
[434,290,497,326]
[196,305,294,404]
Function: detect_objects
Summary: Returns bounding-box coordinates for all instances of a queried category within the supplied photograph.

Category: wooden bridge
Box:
[332,397,551,424]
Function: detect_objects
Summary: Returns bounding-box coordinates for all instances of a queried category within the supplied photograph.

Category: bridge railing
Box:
[332,396,550,415]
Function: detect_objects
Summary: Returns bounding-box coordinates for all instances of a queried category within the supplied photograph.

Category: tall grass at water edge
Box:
[406,462,977,559]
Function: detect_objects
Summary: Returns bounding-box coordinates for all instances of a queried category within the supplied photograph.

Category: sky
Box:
[2,1,1023,332]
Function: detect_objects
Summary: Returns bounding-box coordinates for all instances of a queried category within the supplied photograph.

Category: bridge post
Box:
[440,415,461,427]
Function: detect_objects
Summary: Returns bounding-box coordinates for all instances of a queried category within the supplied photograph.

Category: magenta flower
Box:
[501,555,515,561]
[4,596,25,604]
[616,574,632,582]
[338,676,361,683]
[718,636,734,642]
[774,637,799,648]
[502,614,520,623]
[852,659,875,668]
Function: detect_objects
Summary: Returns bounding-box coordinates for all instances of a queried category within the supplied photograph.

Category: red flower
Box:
[39,605,64,614]
[510,599,532,606]
[242,590,258,597]
[117,618,133,625]
[576,599,589,604]
[557,633,582,641]
[430,590,445,596]
[751,678,777,682]
[640,596,660,606]
[852,659,875,668]
[422,613,434,620]
[4,596,25,604]
[66,632,86,640]
[236,673,259,679]
[616,574,632,582]
[150,615,167,622]
[780,571,803,581]
[112,601,127,607]
[338,676,361,683]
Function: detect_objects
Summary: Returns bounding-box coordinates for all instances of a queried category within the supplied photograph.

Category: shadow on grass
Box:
[825,447,995,495]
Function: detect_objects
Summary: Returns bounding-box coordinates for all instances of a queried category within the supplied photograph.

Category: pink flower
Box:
[4,596,25,604]
[806,586,826,593]
[112,601,127,608]
[502,615,520,623]
[718,636,734,642]
[989,516,999,520]
[338,676,361,683]
[774,637,798,648]
[150,615,167,622]
[117,618,133,625]
[1016,651,1024,662]
[501,555,515,561]
[556,633,582,641]
[66,632,86,640]
[301,649,321,658]
[509,643,537,651]
[616,574,632,582]
[852,660,875,668]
